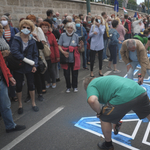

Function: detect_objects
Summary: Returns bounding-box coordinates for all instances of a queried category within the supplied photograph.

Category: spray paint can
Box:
[114,121,122,135]
[138,73,142,85]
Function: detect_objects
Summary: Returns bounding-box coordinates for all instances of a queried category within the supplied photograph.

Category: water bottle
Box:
[114,121,122,135]
[138,73,142,85]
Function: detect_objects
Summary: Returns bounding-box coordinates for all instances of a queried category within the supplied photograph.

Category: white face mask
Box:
[66,30,74,36]
[1,20,8,27]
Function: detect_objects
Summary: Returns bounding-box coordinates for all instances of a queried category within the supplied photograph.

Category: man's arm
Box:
[87,95,101,114]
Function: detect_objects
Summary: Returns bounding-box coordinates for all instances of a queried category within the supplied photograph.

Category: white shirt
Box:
[33,27,46,42]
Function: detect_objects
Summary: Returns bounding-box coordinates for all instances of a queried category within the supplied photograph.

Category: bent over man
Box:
[84,75,150,150]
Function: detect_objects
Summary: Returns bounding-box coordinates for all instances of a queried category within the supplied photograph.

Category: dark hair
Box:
[44,18,52,27]
[62,19,69,25]
[79,14,83,19]
[91,17,95,23]
[4,13,10,17]
[124,14,128,19]
[112,20,118,28]
[101,12,106,17]
[46,9,53,17]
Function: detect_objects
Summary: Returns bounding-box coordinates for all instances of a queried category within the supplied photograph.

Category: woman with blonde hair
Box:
[89,15,105,77]
[11,19,39,114]
[115,17,126,62]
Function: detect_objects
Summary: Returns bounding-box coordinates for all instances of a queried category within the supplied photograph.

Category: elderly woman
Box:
[40,21,60,89]
[115,17,126,62]
[1,15,19,102]
[11,20,39,114]
[89,16,105,77]
[58,22,83,93]
[75,19,88,69]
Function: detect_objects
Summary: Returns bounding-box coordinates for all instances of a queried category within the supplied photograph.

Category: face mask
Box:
[66,30,74,36]
[1,20,8,27]
[98,19,101,24]
[88,21,91,24]
[76,23,80,28]
[53,18,57,22]
[30,34,33,38]
[21,28,30,35]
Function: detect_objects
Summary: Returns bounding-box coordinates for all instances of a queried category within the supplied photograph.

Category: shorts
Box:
[100,92,150,124]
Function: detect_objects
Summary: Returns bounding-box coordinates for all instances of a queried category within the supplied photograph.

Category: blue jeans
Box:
[82,44,87,68]
[109,44,117,64]
[103,39,109,59]
[127,61,150,79]
[0,80,16,129]
[117,40,123,60]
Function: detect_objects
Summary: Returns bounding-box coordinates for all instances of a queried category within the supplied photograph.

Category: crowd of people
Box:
[1,8,150,134]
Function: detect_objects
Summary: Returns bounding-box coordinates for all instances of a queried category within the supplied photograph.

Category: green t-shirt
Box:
[87,75,146,105]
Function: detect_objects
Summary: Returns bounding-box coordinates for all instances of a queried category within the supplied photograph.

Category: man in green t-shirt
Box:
[83,75,150,150]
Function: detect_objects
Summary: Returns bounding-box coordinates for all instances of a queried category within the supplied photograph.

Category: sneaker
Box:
[24,96,31,103]
[74,88,78,93]
[119,59,124,62]
[103,59,108,62]
[113,70,121,73]
[97,142,114,150]
[52,84,56,89]
[46,84,50,89]
[32,106,39,112]
[66,88,70,93]
[6,125,26,133]
[38,95,44,101]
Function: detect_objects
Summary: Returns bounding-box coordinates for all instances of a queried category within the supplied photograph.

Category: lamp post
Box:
[86,0,91,15]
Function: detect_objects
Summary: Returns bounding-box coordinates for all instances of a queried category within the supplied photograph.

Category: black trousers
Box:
[13,72,35,93]
[90,50,103,71]
[63,63,78,89]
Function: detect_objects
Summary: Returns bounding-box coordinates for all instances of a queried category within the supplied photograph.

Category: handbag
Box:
[6,53,24,70]
[43,43,51,57]
[60,35,74,64]
[78,26,85,53]
[38,49,47,74]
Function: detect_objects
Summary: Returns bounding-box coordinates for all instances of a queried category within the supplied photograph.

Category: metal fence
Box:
[89,0,148,14]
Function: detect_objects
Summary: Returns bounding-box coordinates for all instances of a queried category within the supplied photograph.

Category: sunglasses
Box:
[22,26,31,30]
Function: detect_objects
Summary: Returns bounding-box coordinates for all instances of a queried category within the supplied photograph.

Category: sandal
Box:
[11,97,18,102]
[42,89,47,94]
[83,67,89,70]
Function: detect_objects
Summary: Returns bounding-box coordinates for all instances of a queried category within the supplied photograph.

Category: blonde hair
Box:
[75,18,81,23]
[19,19,35,32]
[115,17,121,24]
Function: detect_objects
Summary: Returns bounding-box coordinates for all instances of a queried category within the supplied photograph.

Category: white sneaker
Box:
[103,59,108,62]
[52,84,56,89]
[73,88,78,93]
[46,84,50,89]
[66,88,70,93]
[119,59,124,62]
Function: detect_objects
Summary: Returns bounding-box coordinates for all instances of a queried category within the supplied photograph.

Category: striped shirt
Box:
[4,29,11,42]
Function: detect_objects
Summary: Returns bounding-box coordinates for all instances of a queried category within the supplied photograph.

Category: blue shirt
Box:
[129,50,138,62]
[109,28,120,45]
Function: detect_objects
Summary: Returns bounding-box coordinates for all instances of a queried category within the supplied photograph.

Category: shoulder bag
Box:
[60,34,74,64]
[78,26,85,53]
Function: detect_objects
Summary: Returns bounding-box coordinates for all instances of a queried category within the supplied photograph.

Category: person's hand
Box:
[95,22,100,27]
[1,50,10,58]
[138,77,144,85]
[119,41,122,44]
[63,51,69,58]
[93,32,98,35]
[56,58,60,61]
[32,66,37,73]
[32,33,40,42]
[79,40,84,46]
[127,64,132,72]
[9,77,16,86]
[96,113,101,118]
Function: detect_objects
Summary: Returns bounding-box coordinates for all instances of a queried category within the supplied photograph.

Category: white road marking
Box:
[104,71,112,76]
[1,106,65,150]
[142,122,150,146]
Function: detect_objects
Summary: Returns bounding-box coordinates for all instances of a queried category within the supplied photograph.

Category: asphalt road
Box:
[0,56,150,150]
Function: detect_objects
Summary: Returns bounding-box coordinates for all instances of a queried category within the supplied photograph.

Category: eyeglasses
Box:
[22,26,31,30]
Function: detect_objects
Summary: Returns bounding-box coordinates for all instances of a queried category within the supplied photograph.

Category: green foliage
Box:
[128,0,137,5]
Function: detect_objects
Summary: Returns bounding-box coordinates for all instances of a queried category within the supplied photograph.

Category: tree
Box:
[128,0,137,5]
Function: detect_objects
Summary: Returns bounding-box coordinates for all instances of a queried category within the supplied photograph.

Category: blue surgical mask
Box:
[76,23,80,28]
[53,18,57,22]
[98,19,101,24]
[88,21,91,24]
[21,28,30,35]
[30,34,33,38]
